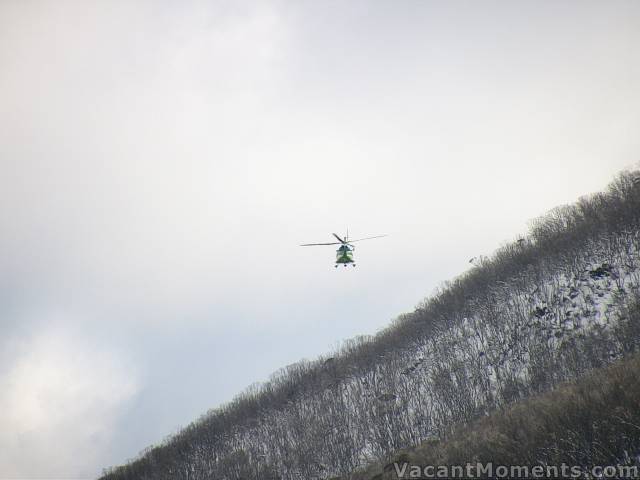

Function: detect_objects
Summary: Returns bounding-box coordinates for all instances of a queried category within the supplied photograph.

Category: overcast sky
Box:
[1,1,639,478]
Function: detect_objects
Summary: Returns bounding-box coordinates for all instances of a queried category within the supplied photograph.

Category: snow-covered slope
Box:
[101,171,640,480]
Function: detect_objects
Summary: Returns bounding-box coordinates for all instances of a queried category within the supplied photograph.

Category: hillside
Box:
[100,170,640,480]
[343,345,640,480]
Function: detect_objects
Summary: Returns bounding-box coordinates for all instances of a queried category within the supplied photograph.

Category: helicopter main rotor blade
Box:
[332,233,346,243]
[300,242,342,246]
[347,234,387,243]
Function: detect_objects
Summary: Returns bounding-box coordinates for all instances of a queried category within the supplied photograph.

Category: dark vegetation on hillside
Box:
[345,320,640,480]
[101,171,640,480]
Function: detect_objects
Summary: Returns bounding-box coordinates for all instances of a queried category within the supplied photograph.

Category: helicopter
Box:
[300,232,386,267]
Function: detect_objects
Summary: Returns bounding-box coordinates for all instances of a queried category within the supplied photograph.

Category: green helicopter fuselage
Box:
[336,244,354,264]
